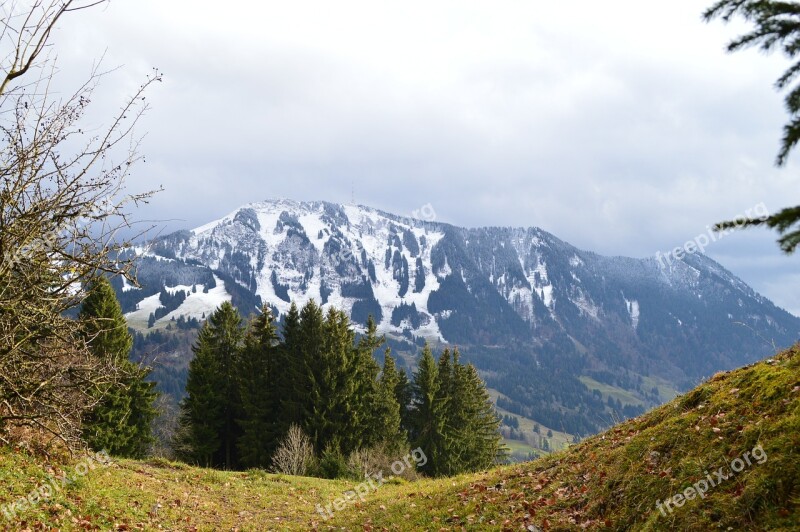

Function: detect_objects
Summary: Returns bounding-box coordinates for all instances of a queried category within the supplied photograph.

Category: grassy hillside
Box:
[328,345,799,530]
[489,388,575,461]
[1,346,797,531]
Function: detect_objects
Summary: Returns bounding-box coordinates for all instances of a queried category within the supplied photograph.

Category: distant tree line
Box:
[501,414,520,429]
[174,300,505,478]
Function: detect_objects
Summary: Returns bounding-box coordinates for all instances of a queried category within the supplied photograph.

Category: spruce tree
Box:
[309,307,360,455]
[448,350,505,473]
[395,366,414,440]
[371,348,406,451]
[411,343,443,476]
[704,1,800,251]
[80,277,133,358]
[432,348,456,476]
[410,345,504,477]
[176,302,244,469]
[175,322,223,467]
[237,306,279,469]
[352,316,384,449]
[120,365,159,459]
[275,301,303,436]
[80,276,157,457]
[296,300,326,450]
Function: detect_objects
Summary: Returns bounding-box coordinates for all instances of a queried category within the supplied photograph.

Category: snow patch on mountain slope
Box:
[125,293,163,324]
[437,255,452,279]
[622,293,640,330]
[162,275,231,321]
[125,274,232,328]
[530,259,554,309]
[298,212,329,253]
[186,201,449,342]
[192,210,236,235]
[572,290,600,321]
[508,284,535,321]
[133,246,176,262]
[343,206,446,341]
[121,276,140,292]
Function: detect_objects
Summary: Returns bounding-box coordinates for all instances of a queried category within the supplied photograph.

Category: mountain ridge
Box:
[123,198,800,434]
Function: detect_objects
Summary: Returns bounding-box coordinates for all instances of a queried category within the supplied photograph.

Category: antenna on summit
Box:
[351,181,355,206]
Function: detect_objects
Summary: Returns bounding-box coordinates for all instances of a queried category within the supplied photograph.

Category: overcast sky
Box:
[45,0,800,315]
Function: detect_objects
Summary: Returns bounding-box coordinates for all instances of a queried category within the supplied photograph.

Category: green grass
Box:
[503,439,540,460]
[0,454,358,530]
[1,346,797,530]
[579,375,647,407]
[641,375,680,403]
[329,345,800,530]
[489,388,575,453]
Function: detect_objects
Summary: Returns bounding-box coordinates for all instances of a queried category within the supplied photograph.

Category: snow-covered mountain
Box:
[122,199,800,431]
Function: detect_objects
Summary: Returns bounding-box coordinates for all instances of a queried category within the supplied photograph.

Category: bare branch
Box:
[0,0,159,452]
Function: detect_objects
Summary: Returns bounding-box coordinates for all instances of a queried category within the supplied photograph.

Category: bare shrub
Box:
[0,0,160,452]
[270,424,314,476]
[347,442,420,481]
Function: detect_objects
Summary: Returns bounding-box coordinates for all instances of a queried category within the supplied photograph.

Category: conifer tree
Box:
[395,367,414,440]
[124,373,159,458]
[411,343,443,476]
[704,1,800,251]
[365,348,406,451]
[295,300,326,450]
[275,302,303,435]
[237,306,279,469]
[353,316,384,449]
[176,302,243,469]
[309,307,360,454]
[80,277,157,457]
[80,277,133,358]
[448,349,505,473]
[432,348,456,475]
[410,345,504,476]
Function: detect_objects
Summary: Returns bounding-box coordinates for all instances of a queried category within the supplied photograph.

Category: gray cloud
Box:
[38,0,800,315]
